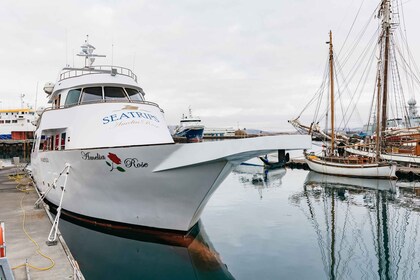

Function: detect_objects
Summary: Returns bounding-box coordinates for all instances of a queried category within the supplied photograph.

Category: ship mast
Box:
[328,31,335,156]
[380,0,391,133]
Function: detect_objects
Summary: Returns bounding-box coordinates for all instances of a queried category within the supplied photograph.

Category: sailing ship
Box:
[292,0,420,167]
[172,107,204,143]
[30,37,311,232]
[303,30,396,179]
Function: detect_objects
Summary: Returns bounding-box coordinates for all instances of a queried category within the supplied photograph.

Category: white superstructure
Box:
[0,108,36,140]
[203,127,235,137]
[31,38,311,231]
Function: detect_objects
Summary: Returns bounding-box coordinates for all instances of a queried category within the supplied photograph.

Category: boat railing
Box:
[43,99,164,113]
[59,66,138,82]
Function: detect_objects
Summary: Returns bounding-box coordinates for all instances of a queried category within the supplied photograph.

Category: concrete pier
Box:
[0,166,82,279]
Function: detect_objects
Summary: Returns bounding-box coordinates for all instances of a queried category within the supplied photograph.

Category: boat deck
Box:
[0,166,83,279]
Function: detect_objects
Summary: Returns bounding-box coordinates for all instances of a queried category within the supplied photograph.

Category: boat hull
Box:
[32,145,232,232]
[173,127,204,143]
[304,171,397,192]
[305,156,397,179]
[31,135,311,231]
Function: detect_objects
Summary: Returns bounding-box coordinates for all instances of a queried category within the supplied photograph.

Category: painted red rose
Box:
[108,153,122,164]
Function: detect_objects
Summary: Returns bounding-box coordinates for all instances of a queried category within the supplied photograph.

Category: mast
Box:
[380,0,391,133]
[376,69,382,162]
[328,31,335,155]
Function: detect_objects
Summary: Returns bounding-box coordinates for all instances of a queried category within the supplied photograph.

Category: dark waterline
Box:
[58,167,420,280]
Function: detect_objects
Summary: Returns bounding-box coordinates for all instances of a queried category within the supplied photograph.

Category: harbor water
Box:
[56,166,420,280]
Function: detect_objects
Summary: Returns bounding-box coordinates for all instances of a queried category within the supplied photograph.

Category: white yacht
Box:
[31,38,311,232]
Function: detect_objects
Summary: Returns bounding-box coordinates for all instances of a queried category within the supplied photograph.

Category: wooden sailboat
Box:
[293,1,420,167]
[304,31,397,179]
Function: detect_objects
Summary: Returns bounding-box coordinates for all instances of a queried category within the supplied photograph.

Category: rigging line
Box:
[334,35,378,129]
[390,41,411,126]
[322,187,333,273]
[312,62,332,127]
[338,3,380,69]
[397,0,415,98]
[394,38,420,90]
[335,197,352,280]
[393,207,412,279]
[314,59,330,123]
[366,198,380,279]
[404,213,420,280]
[319,26,375,129]
[296,57,330,118]
[389,43,404,123]
[316,30,376,131]
[394,45,420,91]
[348,202,375,278]
[334,25,379,108]
[395,29,415,100]
[337,0,366,57]
[341,47,377,130]
[300,187,330,275]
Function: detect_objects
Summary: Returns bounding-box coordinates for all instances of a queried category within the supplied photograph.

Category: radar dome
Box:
[408,98,417,106]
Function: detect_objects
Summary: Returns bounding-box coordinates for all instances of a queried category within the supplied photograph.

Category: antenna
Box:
[35,81,39,109]
[111,43,114,66]
[76,35,106,67]
[20,93,25,109]
[65,29,68,66]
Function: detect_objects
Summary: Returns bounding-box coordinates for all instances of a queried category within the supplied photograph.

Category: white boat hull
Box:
[304,171,397,192]
[305,156,397,179]
[32,135,311,231]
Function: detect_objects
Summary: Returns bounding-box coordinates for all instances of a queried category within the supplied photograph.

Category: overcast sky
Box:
[1,0,419,131]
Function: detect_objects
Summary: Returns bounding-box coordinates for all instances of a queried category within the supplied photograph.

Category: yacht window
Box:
[81,87,103,104]
[5,120,10,123]
[104,87,128,101]
[65,89,82,107]
[125,88,144,102]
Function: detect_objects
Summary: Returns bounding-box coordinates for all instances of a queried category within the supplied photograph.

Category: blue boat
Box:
[173,107,204,142]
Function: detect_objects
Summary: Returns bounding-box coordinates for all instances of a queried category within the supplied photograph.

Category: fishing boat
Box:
[30,37,311,232]
[303,30,396,179]
[172,107,204,143]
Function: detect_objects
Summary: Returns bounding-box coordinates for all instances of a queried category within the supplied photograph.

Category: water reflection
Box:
[289,171,420,280]
[233,165,286,198]
[58,217,234,280]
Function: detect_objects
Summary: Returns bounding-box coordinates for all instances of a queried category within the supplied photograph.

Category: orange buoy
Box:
[0,225,4,257]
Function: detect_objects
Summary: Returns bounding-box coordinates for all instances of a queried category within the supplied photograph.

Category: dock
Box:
[0,166,83,279]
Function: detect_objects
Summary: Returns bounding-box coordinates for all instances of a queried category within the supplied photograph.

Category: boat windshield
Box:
[126,88,144,101]
[64,88,81,107]
[81,87,103,104]
[104,87,128,101]
[64,86,145,106]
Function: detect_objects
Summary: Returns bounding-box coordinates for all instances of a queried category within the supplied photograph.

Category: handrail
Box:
[42,99,164,114]
[59,65,138,82]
